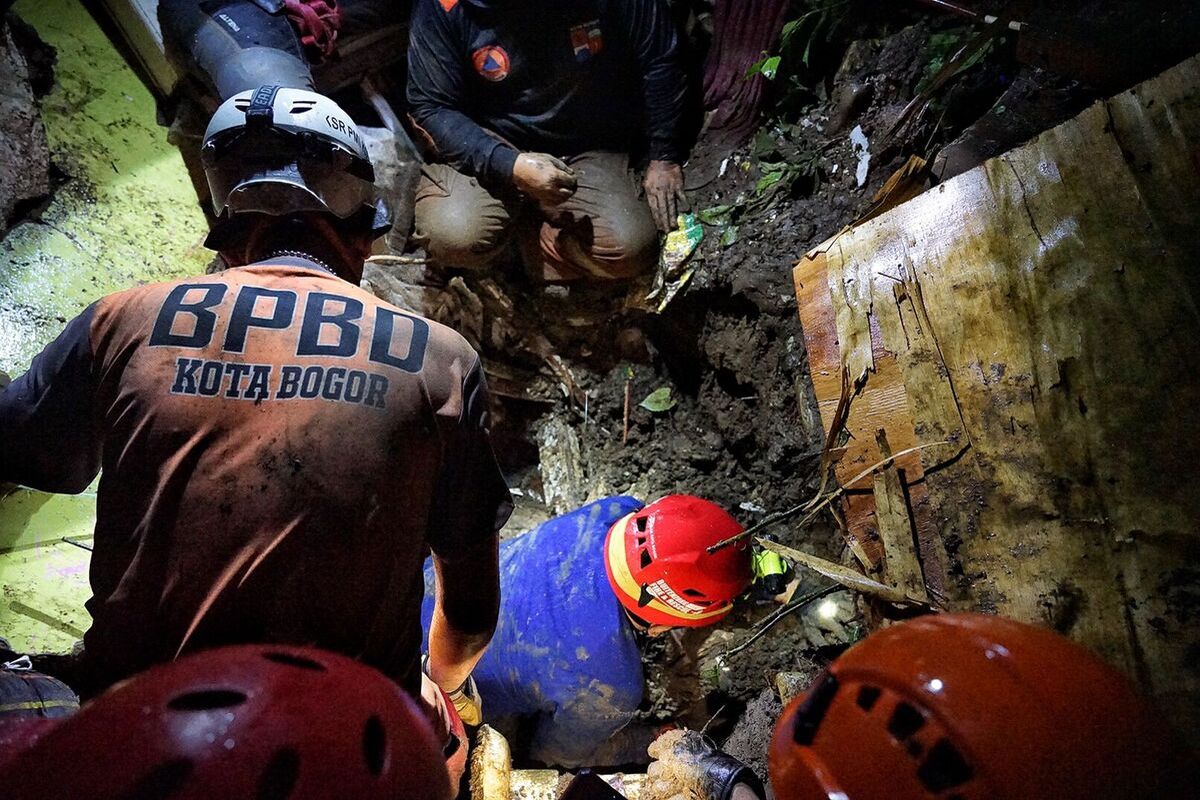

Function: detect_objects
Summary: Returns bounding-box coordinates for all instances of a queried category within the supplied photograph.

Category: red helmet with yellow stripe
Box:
[604,495,752,628]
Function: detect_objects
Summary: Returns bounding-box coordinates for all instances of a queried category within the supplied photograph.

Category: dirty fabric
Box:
[407,0,687,189]
[0,257,511,697]
[422,496,645,767]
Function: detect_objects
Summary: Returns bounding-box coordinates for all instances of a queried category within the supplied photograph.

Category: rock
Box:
[535,416,586,515]
[359,124,420,255]
[0,17,51,228]
[774,670,818,706]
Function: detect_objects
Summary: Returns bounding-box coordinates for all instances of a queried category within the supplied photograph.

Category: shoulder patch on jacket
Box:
[438,0,459,11]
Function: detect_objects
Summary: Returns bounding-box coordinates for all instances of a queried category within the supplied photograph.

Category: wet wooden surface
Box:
[793,55,1200,740]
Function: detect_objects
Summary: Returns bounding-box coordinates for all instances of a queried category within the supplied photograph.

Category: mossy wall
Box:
[1,0,208,652]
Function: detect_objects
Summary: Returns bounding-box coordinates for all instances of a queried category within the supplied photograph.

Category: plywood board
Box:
[793,55,1200,737]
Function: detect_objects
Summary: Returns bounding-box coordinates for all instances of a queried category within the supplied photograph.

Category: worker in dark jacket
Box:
[0,89,510,786]
[407,0,690,280]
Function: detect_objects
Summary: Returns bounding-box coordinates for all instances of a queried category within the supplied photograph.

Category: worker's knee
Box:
[414,206,511,269]
[576,204,659,279]
[414,173,512,269]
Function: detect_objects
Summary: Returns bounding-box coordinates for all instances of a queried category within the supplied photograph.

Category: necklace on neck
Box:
[270,249,332,272]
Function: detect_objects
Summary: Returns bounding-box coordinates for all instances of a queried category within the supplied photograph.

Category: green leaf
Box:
[720,225,740,248]
[780,18,804,44]
[745,54,769,79]
[747,53,782,80]
[755,168,785,194]
[639,386,676,413]
[698,204,733,225]
[751,130,774,158]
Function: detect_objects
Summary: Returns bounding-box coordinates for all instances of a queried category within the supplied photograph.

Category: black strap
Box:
[246,84,281,129]
[698,751,768,800]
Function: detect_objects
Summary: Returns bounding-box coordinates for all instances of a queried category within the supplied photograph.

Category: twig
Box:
[721,584,839,659]
[366,254,430,265]
[707,440,950,553]
[700,702,729,735]
[623,379,632,445]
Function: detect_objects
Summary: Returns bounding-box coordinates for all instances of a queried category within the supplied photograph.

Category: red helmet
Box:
[0,645,453,800]
[604,495,752,628]
[769,613,1194,800]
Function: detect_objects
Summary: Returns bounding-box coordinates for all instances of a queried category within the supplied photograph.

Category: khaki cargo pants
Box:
[413,151,659,281]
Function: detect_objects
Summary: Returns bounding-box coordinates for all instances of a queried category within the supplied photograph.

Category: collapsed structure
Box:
[1,1,1199,797]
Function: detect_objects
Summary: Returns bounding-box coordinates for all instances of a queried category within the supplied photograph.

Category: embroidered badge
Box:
[472,45,510,81]
[569,19,603,62]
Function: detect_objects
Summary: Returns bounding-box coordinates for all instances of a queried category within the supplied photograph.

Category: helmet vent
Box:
[635,515,648,532]
[640,549,653,569]
[289,101,317,114]
[917,739,973,792]
[363,714,388,776]
[263,651,326,671]
[256,747,300,800]
[886,702,925,741]
[682,588,704,598]
[167,688,248,711]
[234,99,251,111]
[856,685,881,711]
[123,757,194,800]
[791,670,839,745]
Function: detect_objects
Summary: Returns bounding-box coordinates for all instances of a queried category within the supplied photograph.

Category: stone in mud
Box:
[0,17,51,228]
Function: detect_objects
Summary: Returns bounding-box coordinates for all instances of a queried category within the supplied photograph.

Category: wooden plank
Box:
[792,55,1200,739]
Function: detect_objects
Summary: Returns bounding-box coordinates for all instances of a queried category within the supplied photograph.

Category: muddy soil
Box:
[361,11,1036,760]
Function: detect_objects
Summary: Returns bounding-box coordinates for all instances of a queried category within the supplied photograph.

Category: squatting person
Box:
[407,0,692,279]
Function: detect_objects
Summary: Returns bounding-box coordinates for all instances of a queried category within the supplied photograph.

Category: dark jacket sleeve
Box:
[426,355,513,556]
[0,304,102,493]
[624,0,688,163]
[406,0,520,188]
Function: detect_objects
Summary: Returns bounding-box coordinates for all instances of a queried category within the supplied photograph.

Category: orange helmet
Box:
[769,613,1193,800]
[604,495,752,628]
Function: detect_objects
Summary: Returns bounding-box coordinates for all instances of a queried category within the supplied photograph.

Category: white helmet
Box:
[200,85,390,247]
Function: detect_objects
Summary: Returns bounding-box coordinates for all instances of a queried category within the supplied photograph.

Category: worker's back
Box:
[2,257,509,696]
[422,496,647,766]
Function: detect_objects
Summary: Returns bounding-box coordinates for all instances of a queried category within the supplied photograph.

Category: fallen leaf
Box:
[639,386,677,413]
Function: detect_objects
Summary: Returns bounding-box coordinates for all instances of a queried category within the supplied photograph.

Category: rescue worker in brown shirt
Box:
[0,85,510,785]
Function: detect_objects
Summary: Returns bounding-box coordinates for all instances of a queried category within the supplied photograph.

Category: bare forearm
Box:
[427,541,500,691]
[427,608,494,691]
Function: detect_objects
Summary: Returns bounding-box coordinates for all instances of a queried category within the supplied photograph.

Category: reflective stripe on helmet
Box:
[604,513,730,625]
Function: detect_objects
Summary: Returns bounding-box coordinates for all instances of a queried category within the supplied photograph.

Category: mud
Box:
[721,689,783,795]
[358,9,1027,754]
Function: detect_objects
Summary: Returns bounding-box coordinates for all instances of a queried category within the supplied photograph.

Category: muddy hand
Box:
[643,729,766,800]
[644,160,688,233]
[513,152,578,205]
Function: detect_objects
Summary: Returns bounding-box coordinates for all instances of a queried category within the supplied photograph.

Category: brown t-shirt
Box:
[0,258,511,694]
